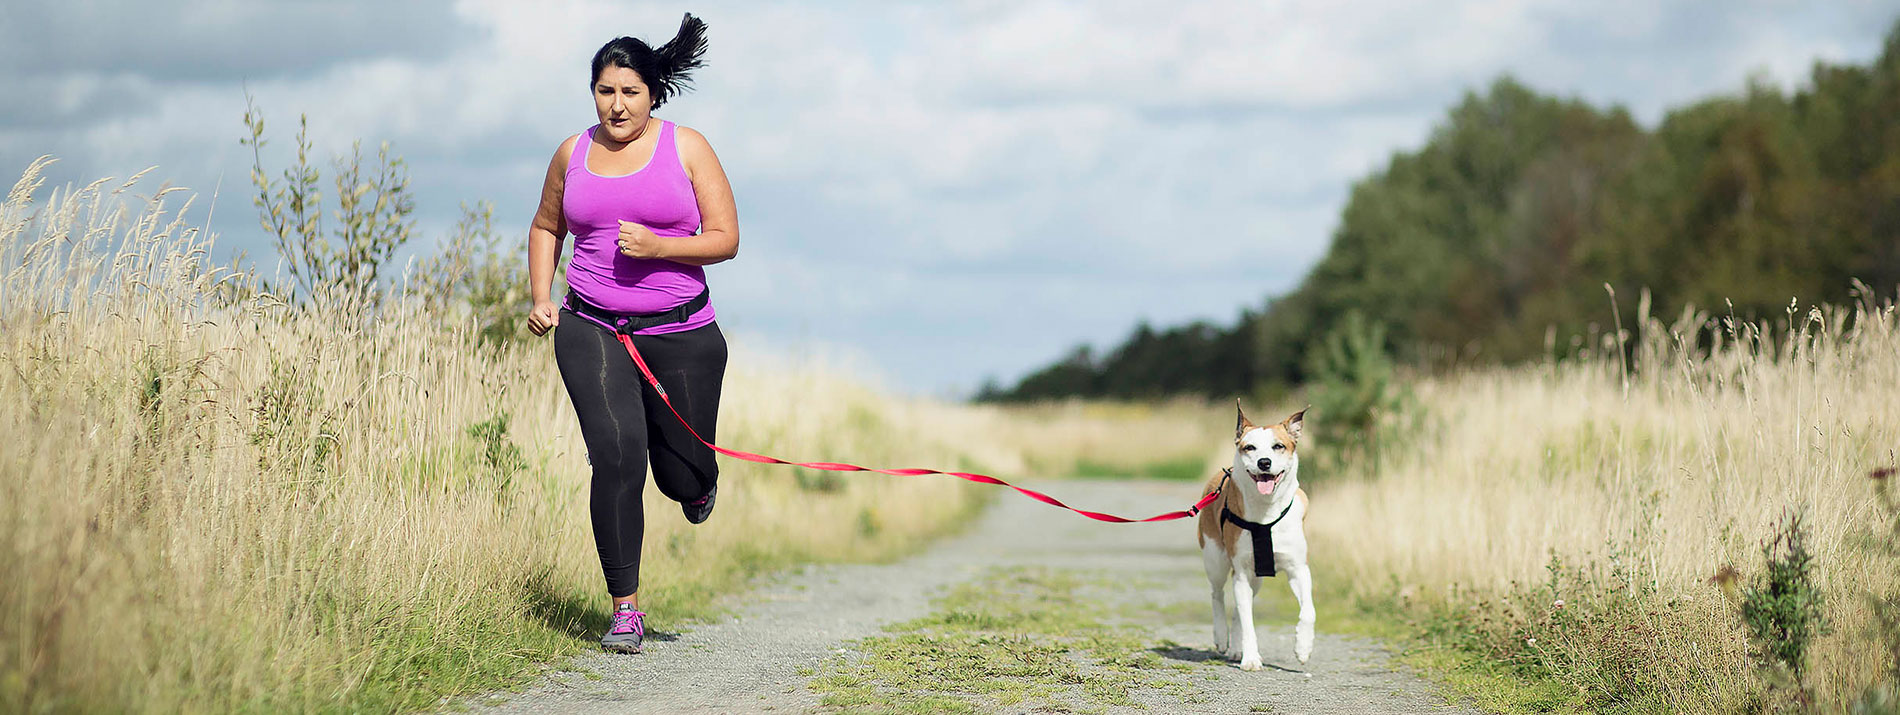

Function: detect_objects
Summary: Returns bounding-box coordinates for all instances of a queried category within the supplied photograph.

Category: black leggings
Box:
[554,310,726,598]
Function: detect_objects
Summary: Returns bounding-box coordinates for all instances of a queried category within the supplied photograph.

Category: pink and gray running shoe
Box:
[602,604,645,654]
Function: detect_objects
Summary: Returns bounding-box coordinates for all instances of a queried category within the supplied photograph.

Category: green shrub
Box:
[464,410,527,498]
[243,98,529,334]
[249,358,336,476]
[1302,310,1412,472]
[1716,509,1831,711]
[406,202,533,345]
[241,95,415,313]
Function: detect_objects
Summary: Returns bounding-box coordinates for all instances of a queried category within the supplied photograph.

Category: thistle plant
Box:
[1715,509,1830,711]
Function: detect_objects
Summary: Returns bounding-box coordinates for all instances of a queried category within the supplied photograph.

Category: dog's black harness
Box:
[1216,468,1298,577]
[565,288,710,335]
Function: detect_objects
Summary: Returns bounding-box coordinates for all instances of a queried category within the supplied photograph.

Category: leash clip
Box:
[1188,468,1235,517]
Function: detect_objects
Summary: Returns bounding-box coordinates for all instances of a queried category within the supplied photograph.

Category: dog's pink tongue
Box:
[1255,479,1272,495]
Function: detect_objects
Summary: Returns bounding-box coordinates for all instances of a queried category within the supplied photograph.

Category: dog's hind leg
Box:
[1232,573,1264,671]
[1202,541,1231,658]
[1287,562,1315,665]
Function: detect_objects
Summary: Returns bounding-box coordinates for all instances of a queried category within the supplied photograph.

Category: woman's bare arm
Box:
[654,125,738,266]
[526,135,576,336]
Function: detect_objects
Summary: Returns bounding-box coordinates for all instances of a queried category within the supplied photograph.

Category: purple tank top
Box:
[563,119,715,334]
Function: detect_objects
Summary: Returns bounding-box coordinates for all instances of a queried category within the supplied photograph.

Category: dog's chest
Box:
[1224,505,1293,577]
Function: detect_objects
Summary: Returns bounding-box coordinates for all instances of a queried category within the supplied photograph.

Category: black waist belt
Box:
[1223,499,1296,577]
[566,289,710,336]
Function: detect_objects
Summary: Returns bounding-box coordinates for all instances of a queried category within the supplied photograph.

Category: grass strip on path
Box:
[806,566,1205,714]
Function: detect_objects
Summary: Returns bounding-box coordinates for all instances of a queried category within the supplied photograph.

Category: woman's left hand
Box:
[617,220,664,259]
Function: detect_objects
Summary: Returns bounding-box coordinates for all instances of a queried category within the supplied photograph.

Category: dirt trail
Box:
[471,480,1479,714]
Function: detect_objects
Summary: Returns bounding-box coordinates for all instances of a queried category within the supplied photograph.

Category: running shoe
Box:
[683,483,717,524]
[601,604,645,654]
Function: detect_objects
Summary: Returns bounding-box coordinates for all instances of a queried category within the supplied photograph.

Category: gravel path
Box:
[470,480,1479,714]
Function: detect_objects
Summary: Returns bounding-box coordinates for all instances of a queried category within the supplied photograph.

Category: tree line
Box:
[980,20,1900,403]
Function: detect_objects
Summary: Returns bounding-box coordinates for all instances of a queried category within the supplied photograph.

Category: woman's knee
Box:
[586,441,649,484]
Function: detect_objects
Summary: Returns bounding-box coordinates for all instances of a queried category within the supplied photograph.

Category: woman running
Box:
[525,13,737,655]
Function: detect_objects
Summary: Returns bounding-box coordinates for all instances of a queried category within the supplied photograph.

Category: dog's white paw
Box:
[1295,623,1314,664]
[1238,654,1263,671]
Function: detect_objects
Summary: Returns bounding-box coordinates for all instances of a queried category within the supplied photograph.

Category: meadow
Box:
[11,155,1893,714]
[1308,290,1900,712]
[0,159,1212,712]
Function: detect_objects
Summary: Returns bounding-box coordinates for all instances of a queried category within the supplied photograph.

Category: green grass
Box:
[879,564,1581,714]
[407,483,996,712]
[1130,560,1586,714]
[1069,455,1209,482]
[806,567,1200,713]
[795,517,1601,715]
[1387,647,1582,713]
[1307,572,1597,714]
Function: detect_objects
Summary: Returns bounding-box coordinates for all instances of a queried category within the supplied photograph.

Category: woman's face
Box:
[593,64,653,144]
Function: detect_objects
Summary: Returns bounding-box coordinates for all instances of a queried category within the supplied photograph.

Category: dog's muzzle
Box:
[1247,467,1280,495]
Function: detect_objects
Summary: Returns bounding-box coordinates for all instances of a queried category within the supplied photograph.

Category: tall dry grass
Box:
[1309,290,1900,710]
[951,398,1232,480]
[0,158,1029,712]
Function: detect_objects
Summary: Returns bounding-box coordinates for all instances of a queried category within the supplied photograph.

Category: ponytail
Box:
[589,13,710,110]
[651,14,709,103]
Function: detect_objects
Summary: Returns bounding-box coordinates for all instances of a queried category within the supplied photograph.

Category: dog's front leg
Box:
[1287,562,1315,664]
[1208,581,1229,657]
[1231,574,1263,670]
[1203,543,1231,657]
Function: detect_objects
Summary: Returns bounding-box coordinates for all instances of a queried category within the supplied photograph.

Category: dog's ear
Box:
[1284,406,1308,442]
[1236,398,1256,439]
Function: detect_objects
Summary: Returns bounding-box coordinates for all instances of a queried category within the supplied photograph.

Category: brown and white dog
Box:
[1197,403,1313,670]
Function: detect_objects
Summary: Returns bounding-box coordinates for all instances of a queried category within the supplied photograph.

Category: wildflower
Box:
[1553,599,1565,609]
[1526,637,1537,647]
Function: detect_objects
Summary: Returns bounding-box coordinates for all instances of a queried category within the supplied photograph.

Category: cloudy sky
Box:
[3,1,1894,395]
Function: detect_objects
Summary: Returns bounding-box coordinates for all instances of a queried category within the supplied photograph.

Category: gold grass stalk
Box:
[955,398,1234,480]
[1308,285,1900,710]
[0,159,1012,711]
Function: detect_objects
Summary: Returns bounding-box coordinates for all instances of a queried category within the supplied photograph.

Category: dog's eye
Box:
[1241,445,1256,452]
[1272,443,1286,452]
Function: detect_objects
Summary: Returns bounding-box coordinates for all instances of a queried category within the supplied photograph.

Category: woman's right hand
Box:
[528,299,561,337]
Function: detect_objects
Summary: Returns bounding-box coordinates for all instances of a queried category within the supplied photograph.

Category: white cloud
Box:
[0,0,1890,393]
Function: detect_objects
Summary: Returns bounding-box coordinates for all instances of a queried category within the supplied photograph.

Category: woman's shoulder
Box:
[670,123,716,162]
[669,122,711,145]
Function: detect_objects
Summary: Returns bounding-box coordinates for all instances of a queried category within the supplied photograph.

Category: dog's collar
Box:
[1194,468,1296,529]
[1217,465,1296,532]
[1222,496,1296,579]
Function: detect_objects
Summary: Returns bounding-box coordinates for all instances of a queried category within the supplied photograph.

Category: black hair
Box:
[590,13,709,111]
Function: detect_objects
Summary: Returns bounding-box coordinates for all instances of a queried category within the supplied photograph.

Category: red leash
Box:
[614,335,1222,523]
